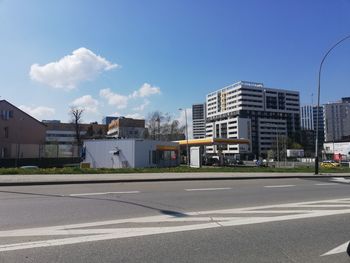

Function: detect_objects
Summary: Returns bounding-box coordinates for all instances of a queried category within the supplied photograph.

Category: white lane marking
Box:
[315,183,338,186]
[321,241,349,256]
[185,187,232,191]
[297,204,350,208]
[2,198,350,252]
[264,185,295,188]
[69,191,140,196]
[331,177,350,184]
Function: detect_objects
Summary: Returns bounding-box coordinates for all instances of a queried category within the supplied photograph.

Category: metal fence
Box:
[2,143,80,159]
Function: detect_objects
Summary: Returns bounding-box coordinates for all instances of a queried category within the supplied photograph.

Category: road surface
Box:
[0,176,350,262]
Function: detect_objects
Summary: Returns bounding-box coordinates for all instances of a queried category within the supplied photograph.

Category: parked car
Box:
[320,160,340,168]
[202,157,220,166]
[254,159,267,167]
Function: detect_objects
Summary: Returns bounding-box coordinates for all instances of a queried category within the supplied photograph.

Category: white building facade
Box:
[205,117,251,155]
[83,139,179,168]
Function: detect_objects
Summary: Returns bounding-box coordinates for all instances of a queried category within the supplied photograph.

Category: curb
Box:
[1,174,349,186]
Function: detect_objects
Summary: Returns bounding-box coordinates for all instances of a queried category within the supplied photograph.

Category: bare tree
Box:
[70,107,84,146]
[146,111,163,140]
[146,111,185,141]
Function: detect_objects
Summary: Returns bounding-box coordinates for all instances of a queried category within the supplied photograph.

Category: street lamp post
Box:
[315,34,350,175]
[276,126,279,168]
[179,108,190,166]
[284,135,287,167]
[156,116,160,140]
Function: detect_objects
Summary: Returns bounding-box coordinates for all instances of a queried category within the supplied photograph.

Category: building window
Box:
[4,127,9,138]
[1,110,10,120]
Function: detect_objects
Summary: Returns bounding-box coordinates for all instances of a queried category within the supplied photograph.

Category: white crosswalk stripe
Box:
[321,241,350,256]
[264,185,295,188]
[331,177,350,184]
[1,198,350,252]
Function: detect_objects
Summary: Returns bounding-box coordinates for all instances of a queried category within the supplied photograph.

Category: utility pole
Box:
[315,34,350,174]
[179,108,190,166]
[276,127,279,168]
[284,135,287,167]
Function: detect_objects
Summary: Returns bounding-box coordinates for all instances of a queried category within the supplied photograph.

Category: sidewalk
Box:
[1,172,350,186]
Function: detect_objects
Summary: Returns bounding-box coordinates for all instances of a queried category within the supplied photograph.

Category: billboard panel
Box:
[287,149,304,157]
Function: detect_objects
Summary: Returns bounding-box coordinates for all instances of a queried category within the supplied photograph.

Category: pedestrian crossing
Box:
[1,197,350,252]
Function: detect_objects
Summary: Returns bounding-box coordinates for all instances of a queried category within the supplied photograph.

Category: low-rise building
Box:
[102,116,119,125]
[43,121,107,157]
[44,121,108,145]
[0,100,46,159]
[107,117,146,138]
[323,141,350,161]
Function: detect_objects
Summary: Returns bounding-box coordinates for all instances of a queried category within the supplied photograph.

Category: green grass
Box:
[0,165,350,175]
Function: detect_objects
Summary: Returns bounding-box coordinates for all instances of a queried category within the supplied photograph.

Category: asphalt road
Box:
[1,176,350,262]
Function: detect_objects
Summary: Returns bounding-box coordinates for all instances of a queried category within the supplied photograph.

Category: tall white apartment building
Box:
[324,97,350,142]
[192,103,206,139]
[206,81,300,158]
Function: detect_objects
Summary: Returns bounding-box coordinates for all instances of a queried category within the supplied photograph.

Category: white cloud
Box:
[177,108,193,139]
[71,95,99,113]
[125,113,144,119]
[131,83,161,98]
[100,88,128,109]
[106,112,143,119]
[19,105,55,120]
[30,47,119,89]
[100,83,160,112]
[133,99,150,111]
[111,112,121,117]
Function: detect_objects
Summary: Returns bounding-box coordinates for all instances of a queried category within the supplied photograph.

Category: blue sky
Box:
[1,0,350,125]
